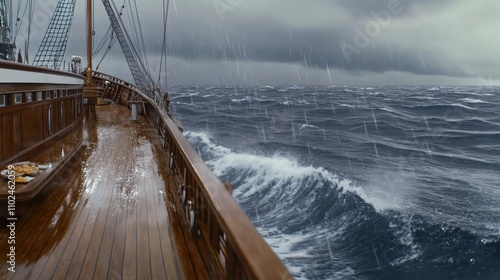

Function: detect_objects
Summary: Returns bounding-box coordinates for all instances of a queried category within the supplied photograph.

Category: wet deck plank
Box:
[0,104,199,279]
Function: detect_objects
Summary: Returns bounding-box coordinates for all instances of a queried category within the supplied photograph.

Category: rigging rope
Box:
[13,1,31,42]
[13,0,34,44]
[132,0,151,76]
[124,0,142,68]
[26,0,33,58]
[99,0,170,96]
[92,25,113,58]
[13,0,23,40]
[102,0,155,93]
[33,0,76,69]
[158,0,169,87]
[92,1,125,60]
[93,0,95,51]
[96,32,117,69]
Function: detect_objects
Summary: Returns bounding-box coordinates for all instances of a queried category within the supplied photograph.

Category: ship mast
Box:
[86,0,92,86]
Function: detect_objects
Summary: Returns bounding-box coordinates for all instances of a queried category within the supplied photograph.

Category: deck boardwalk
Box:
[0,104,205,279]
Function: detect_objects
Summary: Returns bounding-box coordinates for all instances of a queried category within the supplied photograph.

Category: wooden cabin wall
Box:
[22,106,44,149]
[0,89,83,165]
[1,111,22,160]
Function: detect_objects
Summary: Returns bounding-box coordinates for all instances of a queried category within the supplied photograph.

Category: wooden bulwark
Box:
[93,72,293,279]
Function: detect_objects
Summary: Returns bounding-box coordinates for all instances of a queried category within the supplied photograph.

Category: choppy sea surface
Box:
[170,85,500,280]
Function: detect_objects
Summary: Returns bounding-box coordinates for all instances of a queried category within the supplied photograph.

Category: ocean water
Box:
[170,85,500,280]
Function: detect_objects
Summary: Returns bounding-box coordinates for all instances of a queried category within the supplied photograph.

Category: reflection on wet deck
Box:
[0,104,189,279]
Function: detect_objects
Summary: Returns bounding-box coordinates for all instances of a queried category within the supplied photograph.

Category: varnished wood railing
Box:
[0,60,84,92]
[0,60,84,79]
[92,72,293,280]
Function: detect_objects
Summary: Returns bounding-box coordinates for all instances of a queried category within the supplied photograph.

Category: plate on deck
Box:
[0,170,13,179]
[37,163,52,170]
[0,170,34,183]
[14,176,35,184]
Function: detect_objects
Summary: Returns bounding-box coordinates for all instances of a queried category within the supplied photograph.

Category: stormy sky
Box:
[15,0,500,85]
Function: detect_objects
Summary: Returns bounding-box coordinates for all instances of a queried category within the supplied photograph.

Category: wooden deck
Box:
[0,104,206,279]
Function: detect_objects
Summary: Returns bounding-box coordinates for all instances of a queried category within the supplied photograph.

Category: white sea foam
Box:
[461,98,487,104]
[300,124,319,130]
[339,104,355,109]
[258,227,357,279]
[427,87,441,91]
[231,96,251,103]
[280,100,309,106]
[389,214,423,266]
[174,101,196,107]
[450,103,476,110]
[456,91,494,97]
[184,131,398,213]
[278,86,304,92]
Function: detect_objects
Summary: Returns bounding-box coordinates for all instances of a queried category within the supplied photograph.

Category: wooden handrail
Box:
[92,74,293,280]
[0,85,83,94]
[0,60,84,80]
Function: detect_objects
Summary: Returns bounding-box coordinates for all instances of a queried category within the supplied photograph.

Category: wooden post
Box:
[86,0,93,86]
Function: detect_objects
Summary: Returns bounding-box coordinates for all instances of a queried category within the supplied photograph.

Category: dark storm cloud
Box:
[335,0,457,17]
[162,12,472,79]
[58,0,499,84]
[175,26,466,76]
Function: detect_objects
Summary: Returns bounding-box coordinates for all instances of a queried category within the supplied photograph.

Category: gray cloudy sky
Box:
[19,0,500,85]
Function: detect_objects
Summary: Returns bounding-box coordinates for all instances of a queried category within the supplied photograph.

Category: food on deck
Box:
[14,164,39,175]
[14,176,29,183]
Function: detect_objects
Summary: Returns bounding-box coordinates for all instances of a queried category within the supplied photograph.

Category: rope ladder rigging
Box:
[32,0,76,69]
[101,0,155,97]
